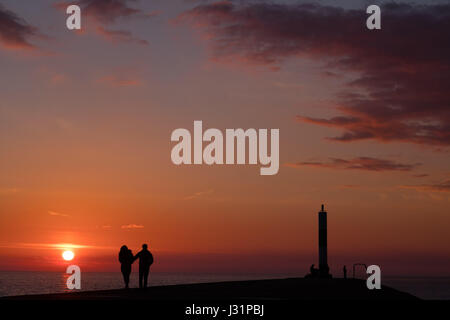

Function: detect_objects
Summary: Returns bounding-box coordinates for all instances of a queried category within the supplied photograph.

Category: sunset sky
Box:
[0,0,449,276]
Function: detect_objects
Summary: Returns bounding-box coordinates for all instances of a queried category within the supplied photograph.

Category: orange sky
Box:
[0,0,449,276]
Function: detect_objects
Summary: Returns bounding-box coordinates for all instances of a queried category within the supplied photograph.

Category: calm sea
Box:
[0,272,449,299]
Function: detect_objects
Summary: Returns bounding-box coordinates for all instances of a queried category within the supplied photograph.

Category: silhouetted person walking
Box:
[118,245,134,289]
[134,243,154,288]
[343,265,347,279]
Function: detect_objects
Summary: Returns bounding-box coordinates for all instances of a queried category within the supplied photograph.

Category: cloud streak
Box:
[183,189,214,200]
[286,157,419,172]
[412,173,429,178]
[48,211,70,217]
[0,188,19,195]
[0,242,102,250]
[121,224,144,229]
[179,2,450,147]
[399,180,450,193]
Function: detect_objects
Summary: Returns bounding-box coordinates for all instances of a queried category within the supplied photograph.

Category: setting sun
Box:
[62,250,75,261]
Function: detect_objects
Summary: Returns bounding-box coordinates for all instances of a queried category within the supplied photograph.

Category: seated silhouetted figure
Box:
[310,264,319,277]
[134,244,154,288]
[118,245,134,289]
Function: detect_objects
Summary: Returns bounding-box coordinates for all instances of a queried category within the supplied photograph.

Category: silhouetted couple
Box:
[118,243,154,289]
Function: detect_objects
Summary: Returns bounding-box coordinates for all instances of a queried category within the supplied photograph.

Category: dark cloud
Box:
[286,157,419,172]
[0,4,37,50]
[78,0,143,24]
[400,180,450,193]
[179,2,450,147]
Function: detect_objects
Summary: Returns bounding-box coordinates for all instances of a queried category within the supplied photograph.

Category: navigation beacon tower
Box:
[318,204,331,277]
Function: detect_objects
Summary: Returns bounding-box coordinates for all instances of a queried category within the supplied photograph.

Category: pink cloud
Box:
[95,26,148,45]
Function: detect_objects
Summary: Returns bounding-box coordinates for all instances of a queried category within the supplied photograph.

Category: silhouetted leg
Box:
[125,272,130,288]
[143,266,150,288]
[121,265,131,288]
[139,269,143,288]
[121,271,127,288]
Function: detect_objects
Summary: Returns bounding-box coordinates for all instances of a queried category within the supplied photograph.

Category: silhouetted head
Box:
[120,245,128,253]
[142,244,148,250]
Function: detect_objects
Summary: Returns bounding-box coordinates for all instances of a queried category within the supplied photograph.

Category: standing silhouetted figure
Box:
[343,265,347,279]
[118,245,134,288]
[134,243,154,288]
